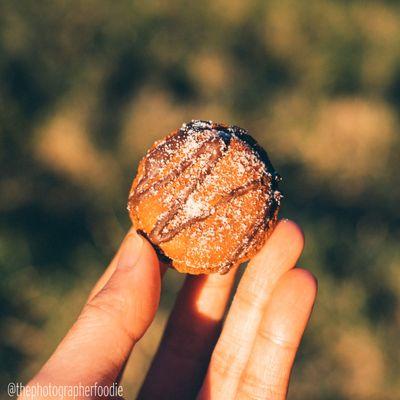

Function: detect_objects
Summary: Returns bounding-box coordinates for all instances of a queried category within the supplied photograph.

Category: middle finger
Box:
[198,220,304,399]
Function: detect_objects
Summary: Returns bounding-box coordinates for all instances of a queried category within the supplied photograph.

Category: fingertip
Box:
[130,233,162,300]
[271,268,318,318]
[275,219,305,249]
[88,228,160,302]
[285,267,317,289]
[294,267,318,292]
[138,232,161,269]
[282,268,318,305]
[134,231,167,281]
[249,219,305,271]
[114,230,161,287]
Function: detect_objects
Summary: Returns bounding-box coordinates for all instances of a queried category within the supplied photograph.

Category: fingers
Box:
[236,268,317,400]
[88,227,168,303]
[32,231,161,387]
[87,242,124,302]
[139,270,237,400]
[198,220,304,399]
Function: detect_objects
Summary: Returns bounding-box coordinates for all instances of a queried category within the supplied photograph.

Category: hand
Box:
[21,220,317,400]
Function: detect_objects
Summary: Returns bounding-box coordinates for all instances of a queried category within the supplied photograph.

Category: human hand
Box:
[21,220,317,400]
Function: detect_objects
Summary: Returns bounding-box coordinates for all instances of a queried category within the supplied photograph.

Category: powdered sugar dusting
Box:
[183,194,210,218]
[129,120,281,273]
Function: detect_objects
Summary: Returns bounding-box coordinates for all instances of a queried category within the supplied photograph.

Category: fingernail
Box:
[117,232,144,269]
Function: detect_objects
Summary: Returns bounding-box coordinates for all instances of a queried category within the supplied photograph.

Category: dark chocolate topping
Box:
[128,120,281,273]
[153,178,266,244]
[150,136,226,244]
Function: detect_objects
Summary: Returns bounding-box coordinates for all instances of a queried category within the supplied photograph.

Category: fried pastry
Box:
[128,120,281,274]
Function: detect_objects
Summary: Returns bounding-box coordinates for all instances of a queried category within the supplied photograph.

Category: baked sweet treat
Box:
[128,120,281,274]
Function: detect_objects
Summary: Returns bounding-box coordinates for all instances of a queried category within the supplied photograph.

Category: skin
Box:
[19,219,317,400]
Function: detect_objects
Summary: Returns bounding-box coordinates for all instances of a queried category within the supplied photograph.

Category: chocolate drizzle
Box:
[132,129,193,200]
[149,137,227,244]
[128,120,282,274]
[154,178,266,244]
[218,215,267,274]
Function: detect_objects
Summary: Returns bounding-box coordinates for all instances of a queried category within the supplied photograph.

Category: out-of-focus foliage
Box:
[1,0,400,398]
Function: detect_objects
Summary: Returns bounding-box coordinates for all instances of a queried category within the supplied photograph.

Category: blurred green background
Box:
[1,0,400,398]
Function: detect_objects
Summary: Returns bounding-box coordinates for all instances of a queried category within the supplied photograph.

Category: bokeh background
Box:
[1,1,400,398]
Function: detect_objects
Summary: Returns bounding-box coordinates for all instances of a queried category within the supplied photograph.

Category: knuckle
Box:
[81,288,137,342]
[211,345,245,379]
[258,328,297,350]
[238,373,286,400]
[234,288,263,310]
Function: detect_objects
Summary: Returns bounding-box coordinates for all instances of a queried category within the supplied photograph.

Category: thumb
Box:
[33,231,161,387]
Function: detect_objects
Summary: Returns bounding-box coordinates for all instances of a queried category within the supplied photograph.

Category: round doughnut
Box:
[128,120,281,274]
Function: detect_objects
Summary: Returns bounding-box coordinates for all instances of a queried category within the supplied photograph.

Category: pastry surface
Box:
[128,120,281,274]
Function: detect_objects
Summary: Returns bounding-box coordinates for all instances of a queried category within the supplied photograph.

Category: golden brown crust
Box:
[128,120,281,274]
